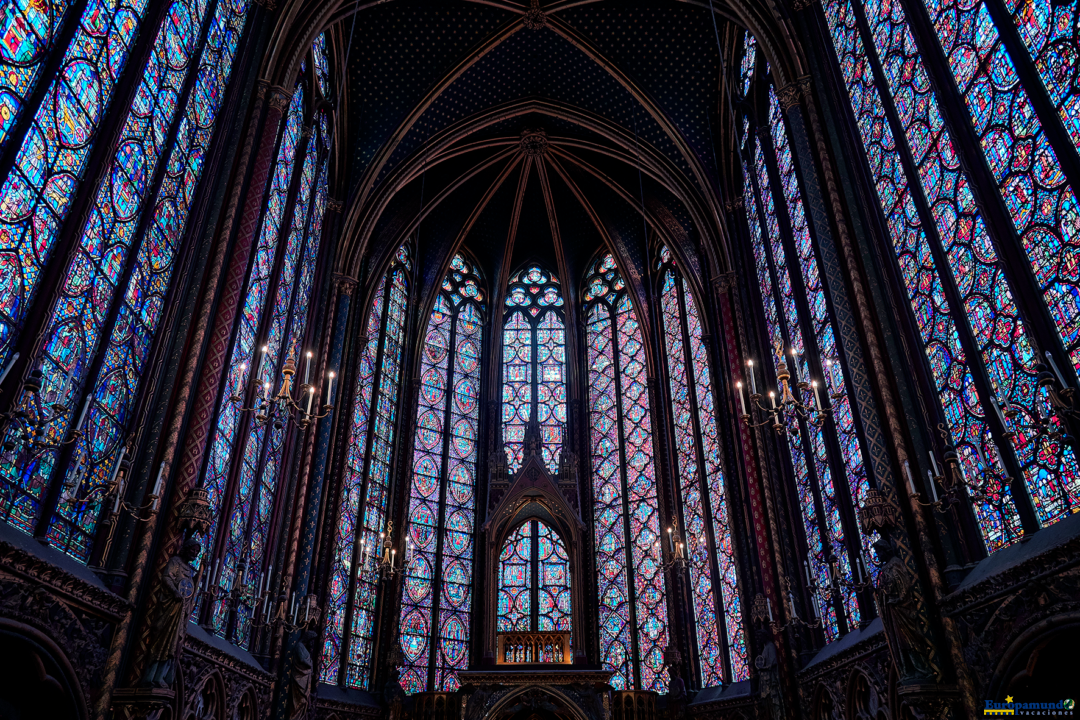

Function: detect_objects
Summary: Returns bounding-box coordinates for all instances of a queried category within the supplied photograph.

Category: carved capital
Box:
[327,198,344,214]
[791,0,818,10]
[255,80,270,101]
[775,84,802,111]
[711,272,738,295]
[795,75,814,96]
[724,197,744,212]
[267,86,292,113]
[301,125,314,139]
[333,274,358,296]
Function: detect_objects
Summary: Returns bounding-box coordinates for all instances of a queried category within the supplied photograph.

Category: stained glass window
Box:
[502,265,566,473]
[655,247,746,684]
[0,0,152,368]
[584,253,668,692]
[0,0,76,154]
[399,253,484,694]
[192,37,332,646]
[496,519,571,634]
[740,81,869,639]
[323,245,410,689]
[817,0,1080,552]
[0,0,252,558]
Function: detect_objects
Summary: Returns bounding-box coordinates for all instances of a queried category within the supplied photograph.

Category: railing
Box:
[496,631,572,664]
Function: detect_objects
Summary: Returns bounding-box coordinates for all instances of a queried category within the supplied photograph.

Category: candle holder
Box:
[0,369,87,453]
[661,521,690,573]
[357,521,411,582]
[228,351,334,433]
[737,350,836,437]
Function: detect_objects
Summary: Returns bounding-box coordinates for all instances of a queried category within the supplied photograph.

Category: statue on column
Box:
[873,537,935,682]
[142,538,200,687]
[754,633,783,720]
[288,621,318,720]
[664,643,686,720]
[384,648,407,720]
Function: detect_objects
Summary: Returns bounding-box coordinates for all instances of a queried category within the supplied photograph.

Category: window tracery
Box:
[399,253,484,693]
[496,519,571,634]
[502,265,566,473]
[584,252,668,692]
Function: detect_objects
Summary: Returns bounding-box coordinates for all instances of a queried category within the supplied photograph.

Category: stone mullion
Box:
[0,0,176,414]
[575,310,601,665]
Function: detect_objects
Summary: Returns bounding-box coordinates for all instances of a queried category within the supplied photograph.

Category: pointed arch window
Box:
[655,247,747,684]
[0,0,252,560]
[502,265,566,473]
[399,253,485,693]
[496,519,571,633]
[813,0,1080,553]
[584,253,668,692]
[740,69,873,639]
[322,245,411,689]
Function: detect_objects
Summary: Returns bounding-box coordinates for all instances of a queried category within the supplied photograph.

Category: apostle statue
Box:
[142,538,200,687]
[873,537,935,682]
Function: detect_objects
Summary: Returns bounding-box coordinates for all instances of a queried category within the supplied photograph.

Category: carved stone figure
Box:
[873,538,935,682]
[142,538,200,687]
[755,640,783,720]
[287,628,317,719]
[384,650,407,720]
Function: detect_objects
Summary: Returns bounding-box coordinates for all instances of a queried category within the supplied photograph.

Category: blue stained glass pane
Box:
[0,0,151,371]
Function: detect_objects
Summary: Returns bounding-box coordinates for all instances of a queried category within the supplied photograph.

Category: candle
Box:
[993,443,1007,473]
[107,445,127,493]
[766,598,773,622]
[305,386,314,415]
[0,351,19,386]
[391,548,397,569]
[928,451,941,478]
[788,348,799,383]
[904,461,915,495]
[75,396,90,431]
[304,598,309,623]
[667,527,674,553]
[327,372,335,405]
[812,380,822,411]
[305,351,312,385]
[263,593,269,619]
[928,471,939,503]
[769,391,776,410]
[1045,350,1068,388]
[263,381,271,402]
[804,559,812,587]
[747,360,757,395]
[259,345,269,378]
[152,462,165,497]
[736,381,747,415]
[113,485,122,514]
[860,556,869,581]
[789,592,798,620]
[825,359,833,391]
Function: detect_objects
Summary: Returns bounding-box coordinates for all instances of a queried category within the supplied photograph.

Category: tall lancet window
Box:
[655,247,747,684]
[193,38,332,648]
[399,253,485,693]
[741,69,873,640]
[497,519,571,633]
[502,266,566,473]
[322,246,411,689]
[816,0,1080,553]
[0,0,251,559]
[584,253,668,692]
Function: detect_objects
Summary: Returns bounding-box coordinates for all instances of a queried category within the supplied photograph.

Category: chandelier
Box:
[228,349,334,430]
[736,347,836,434]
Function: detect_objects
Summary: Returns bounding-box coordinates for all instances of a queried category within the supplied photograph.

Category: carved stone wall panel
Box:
[177,632,274,720]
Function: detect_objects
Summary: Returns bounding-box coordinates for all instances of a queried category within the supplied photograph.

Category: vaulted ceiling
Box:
[276,0,801,310]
